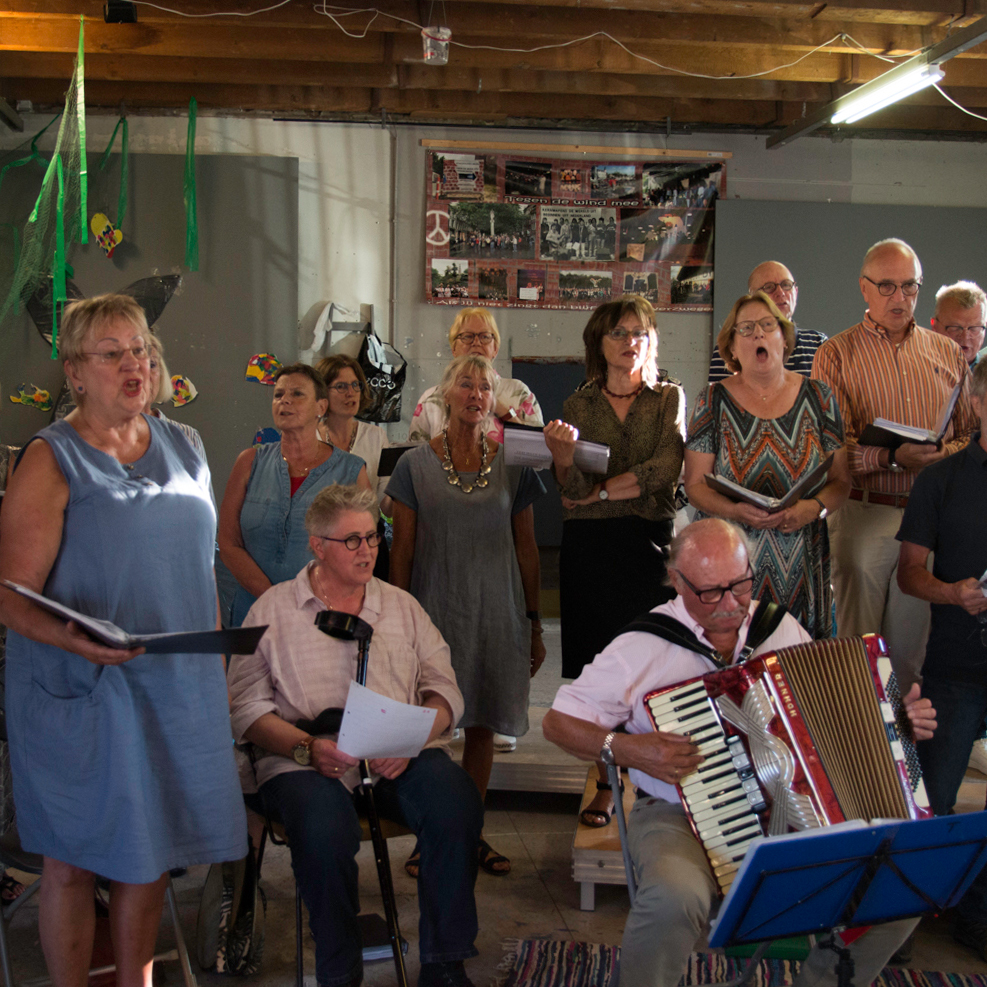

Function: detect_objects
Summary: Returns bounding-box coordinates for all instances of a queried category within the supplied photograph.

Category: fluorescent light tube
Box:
[831,65,944,125]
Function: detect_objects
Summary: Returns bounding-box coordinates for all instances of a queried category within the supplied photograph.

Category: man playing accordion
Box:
[543,518,936,987]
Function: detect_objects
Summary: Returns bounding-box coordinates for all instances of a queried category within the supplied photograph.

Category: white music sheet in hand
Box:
[335,681,438,759]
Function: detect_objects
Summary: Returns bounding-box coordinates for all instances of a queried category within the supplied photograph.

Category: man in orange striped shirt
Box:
[812,238,976,690]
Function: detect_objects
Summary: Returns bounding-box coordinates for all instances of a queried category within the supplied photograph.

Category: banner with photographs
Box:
[425,150,726,311]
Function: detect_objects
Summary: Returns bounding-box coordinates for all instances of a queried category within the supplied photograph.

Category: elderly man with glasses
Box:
[543,518,932,987]
[708,260,827,382]
[930,280,987,367]
[812,238,977,691]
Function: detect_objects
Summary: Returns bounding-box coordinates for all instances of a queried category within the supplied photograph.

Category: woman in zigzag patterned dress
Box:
[684,292,852,639]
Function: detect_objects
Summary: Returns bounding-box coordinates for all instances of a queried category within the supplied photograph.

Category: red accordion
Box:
[643,634,931,894]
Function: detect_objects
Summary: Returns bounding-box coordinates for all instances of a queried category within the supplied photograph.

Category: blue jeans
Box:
[917,673,987,927]
[261,749,483,987]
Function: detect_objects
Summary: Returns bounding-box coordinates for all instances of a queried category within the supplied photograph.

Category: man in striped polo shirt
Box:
[707,260,827,382]
[812,238,977,689]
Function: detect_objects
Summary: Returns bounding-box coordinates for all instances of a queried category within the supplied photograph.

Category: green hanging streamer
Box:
[183,97,198,272]
[0,113,59,202]
[52,156,66,357]
[98,116,129,227]
[75,16,88,244]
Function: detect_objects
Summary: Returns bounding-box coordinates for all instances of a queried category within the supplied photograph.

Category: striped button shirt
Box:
[811,312,976,494]
[707,327,828,383]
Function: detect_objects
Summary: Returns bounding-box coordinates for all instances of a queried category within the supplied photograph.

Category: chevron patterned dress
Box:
[687,378,845,638]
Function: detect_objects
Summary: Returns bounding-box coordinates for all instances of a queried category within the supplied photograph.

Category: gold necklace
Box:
[281,442,320,476]
[442,429,491,494]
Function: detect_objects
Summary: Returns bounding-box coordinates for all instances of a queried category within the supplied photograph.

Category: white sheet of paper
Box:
[335,681,438,759]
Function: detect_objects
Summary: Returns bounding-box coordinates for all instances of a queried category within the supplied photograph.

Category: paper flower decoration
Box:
[91,213,124,258]
[9,383,53,411]
[170,374,198,407]
[245,353,281,385]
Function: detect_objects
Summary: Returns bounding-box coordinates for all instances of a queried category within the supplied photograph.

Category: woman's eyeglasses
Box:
[319,532,382,551]
[456,332,495,344]
[330,381,363,393]
[734,318,781,337]
[84,344,150,364]
[605,328,650,342]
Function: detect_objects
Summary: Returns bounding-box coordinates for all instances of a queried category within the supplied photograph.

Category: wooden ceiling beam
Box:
[1,0,974,28]
[1,8,982,61]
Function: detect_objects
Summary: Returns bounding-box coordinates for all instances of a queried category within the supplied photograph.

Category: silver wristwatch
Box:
[812,496,828,520]
[598,484,609,501]
[600,730,618,765]
[888,449,905,473]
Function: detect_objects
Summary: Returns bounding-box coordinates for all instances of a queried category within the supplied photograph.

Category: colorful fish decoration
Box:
[245,353,281,386]
[252,427,281,446]
[10,383,53,411]
[91,212,124,258]
[170,374,198,407]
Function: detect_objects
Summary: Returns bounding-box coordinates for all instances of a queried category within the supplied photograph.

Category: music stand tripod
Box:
[707,811,987,987]
[316,610,409,987]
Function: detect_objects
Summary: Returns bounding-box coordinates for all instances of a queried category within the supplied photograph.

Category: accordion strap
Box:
[619,597,788,670]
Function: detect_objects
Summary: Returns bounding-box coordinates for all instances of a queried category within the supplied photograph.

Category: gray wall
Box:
[0,153,299,495]
[713,199,987,340]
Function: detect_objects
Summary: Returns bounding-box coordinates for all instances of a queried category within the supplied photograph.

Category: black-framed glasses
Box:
[456,332,495,344]
[734,318,781,337]
[673,566,754,604]
[83,344,150,364]
[319,532,382,551]
[756,280,797,294]
[330,381,363,393]
[943,324,987,337]
[862,275,922,297]
[605,328,650,341]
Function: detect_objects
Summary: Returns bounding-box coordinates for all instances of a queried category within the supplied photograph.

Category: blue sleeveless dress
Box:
[230,442,365,625]
[5,416,247,883]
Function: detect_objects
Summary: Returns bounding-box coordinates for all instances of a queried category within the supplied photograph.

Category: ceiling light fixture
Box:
[767,15,987,149]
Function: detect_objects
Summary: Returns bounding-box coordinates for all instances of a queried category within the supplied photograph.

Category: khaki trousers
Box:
[827,498,930,691]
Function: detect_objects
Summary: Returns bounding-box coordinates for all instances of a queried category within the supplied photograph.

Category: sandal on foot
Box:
[477,839,510,876]
[404,841,421,880]
[579,779,623,829]
[0,874,25,904]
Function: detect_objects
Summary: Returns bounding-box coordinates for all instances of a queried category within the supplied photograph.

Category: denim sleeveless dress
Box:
[5,416,247,883]
[230,442,365,625]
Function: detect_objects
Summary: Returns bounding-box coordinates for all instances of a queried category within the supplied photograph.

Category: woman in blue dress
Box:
[219,363,370,626]
[0,294,246,987]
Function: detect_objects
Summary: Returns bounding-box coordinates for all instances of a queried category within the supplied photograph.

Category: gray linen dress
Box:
[386,446,544,736]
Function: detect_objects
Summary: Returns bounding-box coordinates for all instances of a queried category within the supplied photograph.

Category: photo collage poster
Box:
[424,151,725,312]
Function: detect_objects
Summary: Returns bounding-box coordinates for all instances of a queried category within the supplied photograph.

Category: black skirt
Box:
[559,515,674,680]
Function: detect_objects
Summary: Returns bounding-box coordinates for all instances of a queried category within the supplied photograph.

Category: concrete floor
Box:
[4,616,987,986]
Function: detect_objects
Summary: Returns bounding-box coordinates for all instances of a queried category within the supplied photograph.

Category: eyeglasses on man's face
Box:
[456,332,495,345]
[674,567,754,605]
[862,275,922,297]
[605,328,650,342]
[756,280,797,294]
[319,532,382,551]
[734,318,781,337]
[943,324,987,337]
[330,381,363,394]
[84,344,150,365]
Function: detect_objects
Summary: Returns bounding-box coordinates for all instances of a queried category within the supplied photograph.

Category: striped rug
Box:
[498,940,987,987]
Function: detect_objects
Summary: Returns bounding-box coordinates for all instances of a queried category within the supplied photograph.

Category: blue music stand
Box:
[708,812,987,985]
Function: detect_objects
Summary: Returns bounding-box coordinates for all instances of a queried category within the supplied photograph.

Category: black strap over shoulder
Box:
[618,596,788,670]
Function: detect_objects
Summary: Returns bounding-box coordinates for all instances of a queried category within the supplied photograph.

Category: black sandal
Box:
[579,779,624,829]
[477,838,510,876]
[404,841,421,879]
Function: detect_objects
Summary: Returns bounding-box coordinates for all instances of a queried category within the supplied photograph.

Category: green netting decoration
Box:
[184,97,199,272]
[97,116,129,229]
[0,16,88,355]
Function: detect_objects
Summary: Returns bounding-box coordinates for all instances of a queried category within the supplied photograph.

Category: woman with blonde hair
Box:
[407,307,543,445]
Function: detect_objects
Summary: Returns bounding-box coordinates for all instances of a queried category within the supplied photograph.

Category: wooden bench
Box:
[571,765,636,910]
